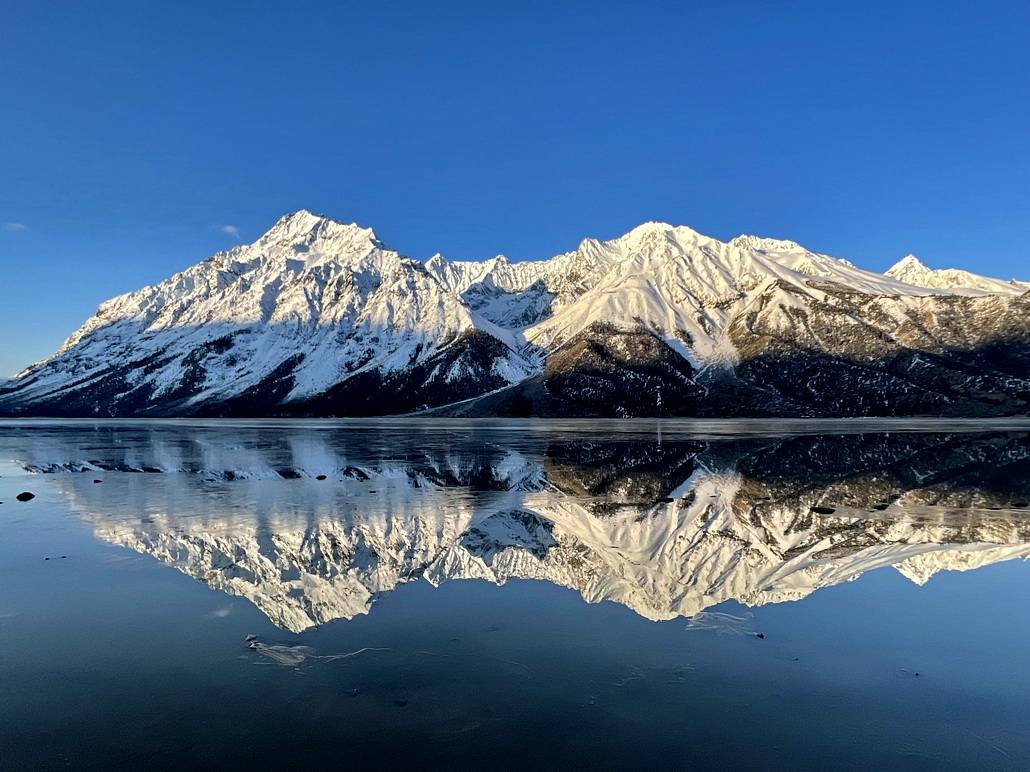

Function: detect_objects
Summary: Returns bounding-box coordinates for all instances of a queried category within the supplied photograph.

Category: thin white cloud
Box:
[3,222,27,232]
[218,224,241,240]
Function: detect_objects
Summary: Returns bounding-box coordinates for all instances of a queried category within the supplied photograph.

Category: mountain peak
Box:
[274,208,322,225]
[265,209,327,235]
[730,234,806,254]
[621,220,683,238]
[890,254,926,271]
[612,221,712,250]
[884,253,1028,294]
[260,209,383,250]
[626,220,675,233]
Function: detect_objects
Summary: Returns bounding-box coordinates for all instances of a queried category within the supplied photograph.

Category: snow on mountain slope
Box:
[430,224,939,359]
[3,211,531,414]
[1,211,1027,417]
[435,226,1028,418]
[522,223,986,367]
[886,254,1029,295]
[424,236,626,329]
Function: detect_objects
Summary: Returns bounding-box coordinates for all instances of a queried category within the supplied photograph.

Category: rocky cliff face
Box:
[1,212,1027,417]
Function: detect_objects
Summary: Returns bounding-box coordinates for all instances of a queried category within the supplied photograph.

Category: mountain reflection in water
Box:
[10,420,1030,633]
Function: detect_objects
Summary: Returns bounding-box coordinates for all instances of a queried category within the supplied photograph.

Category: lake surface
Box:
[1,418,1029,770]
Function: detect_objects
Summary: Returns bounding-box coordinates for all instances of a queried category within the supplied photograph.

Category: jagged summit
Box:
[1,210,1027,418]
[886,252,1028,295]
[257,208,385,253]
[885,254,929,280]
[616,220,702,242]
[891,253,924,269]
[729,234,807,254]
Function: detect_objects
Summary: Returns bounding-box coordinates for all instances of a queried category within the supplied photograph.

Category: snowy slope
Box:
[1,211,1027,417]
[886,254,1029,295]
[523,223,941,365]
[2,211,532,414]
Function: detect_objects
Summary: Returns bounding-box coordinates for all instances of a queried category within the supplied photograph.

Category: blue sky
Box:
[2,0,1028,375]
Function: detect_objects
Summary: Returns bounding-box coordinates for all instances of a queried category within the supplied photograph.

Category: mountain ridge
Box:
[1,210,1027,418]
[886,253,1030,295]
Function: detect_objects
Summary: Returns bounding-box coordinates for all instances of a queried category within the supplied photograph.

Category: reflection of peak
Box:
[93,505,477,632]
[893,545,1030,585]
[19,425,1030,631]
[79,475,1030,630]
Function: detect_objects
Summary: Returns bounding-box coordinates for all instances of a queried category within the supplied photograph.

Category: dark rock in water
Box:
[755,633,766,639]
[809,505,835,515]
[93,479,103,483]
[15,492,35,502]
[872,503,889,511]
[315,474,327,481]
[276,469,302,479]
[657,497,675,503]
[393,699,409,708]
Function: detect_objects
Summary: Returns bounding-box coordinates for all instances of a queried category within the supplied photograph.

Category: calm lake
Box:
[1,418,1029,770]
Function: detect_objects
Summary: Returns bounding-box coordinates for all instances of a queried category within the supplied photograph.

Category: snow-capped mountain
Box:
[886,254,1030,295]
[17,425,1030,631]
[1,211,533,416]
[1,211,1027,417]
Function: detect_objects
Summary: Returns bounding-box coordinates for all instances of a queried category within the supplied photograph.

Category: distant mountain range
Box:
[1,210,1027,417]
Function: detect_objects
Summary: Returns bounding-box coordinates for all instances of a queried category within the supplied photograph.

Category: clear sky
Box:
[2,1,1028,376]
